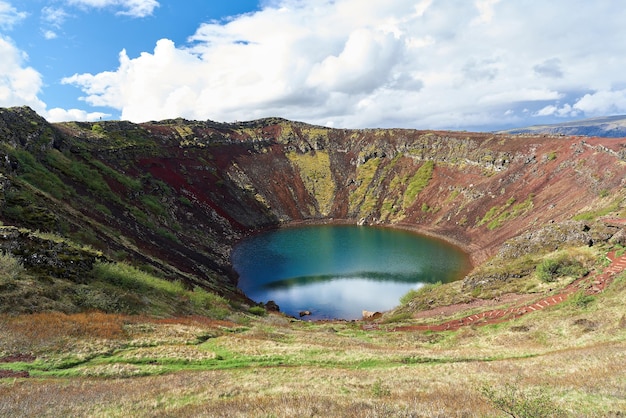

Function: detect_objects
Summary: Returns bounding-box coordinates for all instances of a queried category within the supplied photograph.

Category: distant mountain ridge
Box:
[500,115,626,138]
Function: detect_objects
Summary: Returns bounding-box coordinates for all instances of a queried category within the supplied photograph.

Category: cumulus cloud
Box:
[533,102,581,118]
[63,39,209,121]
[60,1,626,129]
[0,32,104,122]
[46,107,110,122]
[536,90,626,120]
[0,36,46,113]
[66,0,159,18]
[573,90,626,116]
[0,0,26,29]
[306,29,403,94]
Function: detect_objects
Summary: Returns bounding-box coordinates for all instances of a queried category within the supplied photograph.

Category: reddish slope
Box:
[3,107,626,302]
[388,250,625,332]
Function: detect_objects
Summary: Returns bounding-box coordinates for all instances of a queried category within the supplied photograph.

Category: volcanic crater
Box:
[1,106,626,308]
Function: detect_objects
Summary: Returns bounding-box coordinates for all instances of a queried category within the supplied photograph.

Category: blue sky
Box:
[1,1,626,131]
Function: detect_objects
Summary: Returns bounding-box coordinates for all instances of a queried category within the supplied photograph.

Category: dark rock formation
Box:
[497,221,616,260]
[0,226,102,283]
[265,300,280,312]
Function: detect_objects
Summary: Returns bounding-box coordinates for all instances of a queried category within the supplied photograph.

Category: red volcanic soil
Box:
[0,370,29,379]
[0,354,35,379]
[0,354,36,363]
[47,114,626,307]
[105,127,626,305]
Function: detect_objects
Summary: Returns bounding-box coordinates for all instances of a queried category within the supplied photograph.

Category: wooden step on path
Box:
[381,251,626,333]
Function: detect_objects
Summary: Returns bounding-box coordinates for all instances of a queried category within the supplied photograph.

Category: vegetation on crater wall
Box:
[349,157,381,217]
[89,159,142,192]
[92,261,231,317]
[0,251,24,281]
[535,250,589,283]
[299,126,331,142]
[276,123,331,145]
[4,144,184,246]
[380,167,409,221]
[477,194,534,230]
[573,196,626,221]
[402,160,434,209]
[2,146,70,200]
[286,150,335,216]
[0,228,231,318]
[461,244,598,298]
[45,149,119,202]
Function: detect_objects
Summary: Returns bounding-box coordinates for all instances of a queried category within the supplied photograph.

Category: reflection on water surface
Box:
[232,225,470,320]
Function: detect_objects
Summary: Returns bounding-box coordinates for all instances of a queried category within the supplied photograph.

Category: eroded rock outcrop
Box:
[0,226,102,283]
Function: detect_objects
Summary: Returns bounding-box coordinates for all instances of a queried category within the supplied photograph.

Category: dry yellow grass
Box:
[1,274,625,417]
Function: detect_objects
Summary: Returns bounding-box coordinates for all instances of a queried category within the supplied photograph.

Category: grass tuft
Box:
[402,160,433,208]
[0,251,24,281]
[480,383,566,418]
[536,253,587,283]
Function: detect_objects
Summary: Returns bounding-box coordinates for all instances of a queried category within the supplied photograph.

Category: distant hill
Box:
[500,115,626,138]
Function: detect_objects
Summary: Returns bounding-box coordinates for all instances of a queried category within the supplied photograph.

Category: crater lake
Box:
[232,225,471,320]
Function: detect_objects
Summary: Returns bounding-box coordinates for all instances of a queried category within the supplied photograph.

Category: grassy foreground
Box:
[1,267,625,418]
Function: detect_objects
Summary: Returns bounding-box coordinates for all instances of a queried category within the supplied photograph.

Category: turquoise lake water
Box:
[232,225,471,320]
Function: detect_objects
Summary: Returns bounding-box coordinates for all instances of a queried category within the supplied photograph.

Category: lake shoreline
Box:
[232,223,471,320]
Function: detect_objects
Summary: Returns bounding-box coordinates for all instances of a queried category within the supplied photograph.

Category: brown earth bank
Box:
[0,354,35,379]
[1,106,626,309]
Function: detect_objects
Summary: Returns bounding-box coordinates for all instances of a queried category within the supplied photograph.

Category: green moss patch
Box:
[402,160,434,209]
[286,151,335,216]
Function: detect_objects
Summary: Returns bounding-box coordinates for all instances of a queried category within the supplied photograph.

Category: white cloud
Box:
[59,0,626,129]
[43,30,58,40]
[534,103,578,118]
[0,36,46,113]
[472,0,500,25]
[306,29,403,93]
[0,1,27,29]
[63,39,211,121]
[535,105,557,117]
[66,0,159,18]
[0,34,106,123]
[42,6,69,28]
[479,89,562,106]
[46,107,110,122]
[40,6,71,41]
[573,90,626,116]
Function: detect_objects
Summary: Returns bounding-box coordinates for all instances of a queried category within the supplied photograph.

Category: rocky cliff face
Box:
[1,106,625,300]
